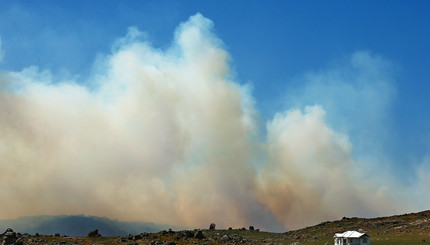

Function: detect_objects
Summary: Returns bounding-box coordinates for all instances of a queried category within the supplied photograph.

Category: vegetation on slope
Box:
[1,210,430,244]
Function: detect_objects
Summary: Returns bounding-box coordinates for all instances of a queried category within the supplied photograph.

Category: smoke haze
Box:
[0,14,425,231]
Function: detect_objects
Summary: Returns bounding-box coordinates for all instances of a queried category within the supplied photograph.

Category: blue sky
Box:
[2,0,429,178]
[0,1,430,230]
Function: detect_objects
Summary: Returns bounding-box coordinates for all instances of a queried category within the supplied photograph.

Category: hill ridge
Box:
[284,210,430,243]
[0,214,176,237]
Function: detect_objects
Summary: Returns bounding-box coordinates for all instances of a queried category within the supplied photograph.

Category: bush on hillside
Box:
[87,229,101,237]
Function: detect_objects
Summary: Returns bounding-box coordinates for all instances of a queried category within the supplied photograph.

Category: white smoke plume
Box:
[0,13,419,231]
[0,14,280,230]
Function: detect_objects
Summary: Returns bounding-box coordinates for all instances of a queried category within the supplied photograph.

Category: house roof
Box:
[334,231,369,238]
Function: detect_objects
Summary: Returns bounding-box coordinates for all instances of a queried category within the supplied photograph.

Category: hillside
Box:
[283,210,430,244]
[1,211,430,244]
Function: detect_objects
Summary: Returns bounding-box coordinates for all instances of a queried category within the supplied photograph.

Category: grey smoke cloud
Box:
[0,13,419,231]
[258,105,393,229]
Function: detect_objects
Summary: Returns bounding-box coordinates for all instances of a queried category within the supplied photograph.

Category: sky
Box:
[0,1,429,232]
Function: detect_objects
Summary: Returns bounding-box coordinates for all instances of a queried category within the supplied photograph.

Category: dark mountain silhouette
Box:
[0,215,177,237]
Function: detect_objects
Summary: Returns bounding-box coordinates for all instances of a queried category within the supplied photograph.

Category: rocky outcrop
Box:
[1,228,17,245]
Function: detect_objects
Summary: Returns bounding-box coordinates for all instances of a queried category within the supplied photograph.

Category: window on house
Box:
[362,237,367,243]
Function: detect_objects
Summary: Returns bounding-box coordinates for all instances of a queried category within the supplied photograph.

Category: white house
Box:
[334,231,369,245]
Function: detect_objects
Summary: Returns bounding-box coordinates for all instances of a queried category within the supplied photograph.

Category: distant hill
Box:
[0,215,177,237]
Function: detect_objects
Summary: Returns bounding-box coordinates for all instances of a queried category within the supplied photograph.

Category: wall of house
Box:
[334,237,369,245]
[350,238,361,245]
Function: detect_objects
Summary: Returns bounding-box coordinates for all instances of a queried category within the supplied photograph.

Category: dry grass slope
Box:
[1,210,430,244]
